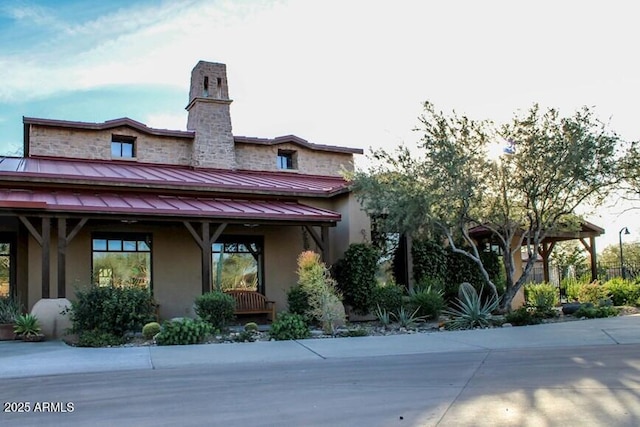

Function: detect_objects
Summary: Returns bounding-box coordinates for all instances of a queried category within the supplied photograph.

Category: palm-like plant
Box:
[13,313,41,337]
[445,283,499,330]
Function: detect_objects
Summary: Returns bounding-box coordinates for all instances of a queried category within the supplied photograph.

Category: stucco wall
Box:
[235,142,355,177]
[28,125,193,166]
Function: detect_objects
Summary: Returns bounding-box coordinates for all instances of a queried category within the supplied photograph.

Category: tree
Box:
[351,102,621,312]
[550,241,589,280]
[599,242,640,266]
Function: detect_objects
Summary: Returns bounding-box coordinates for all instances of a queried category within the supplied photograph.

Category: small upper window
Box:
[111,136,136,159]
[277,150,297,170]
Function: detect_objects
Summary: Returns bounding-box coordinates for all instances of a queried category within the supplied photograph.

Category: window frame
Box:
[0,233,16,299]
[91,232,152,289]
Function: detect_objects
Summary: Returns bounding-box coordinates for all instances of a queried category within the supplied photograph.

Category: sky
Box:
[0,0,638,252]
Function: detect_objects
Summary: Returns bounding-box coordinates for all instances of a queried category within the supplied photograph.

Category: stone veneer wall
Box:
[28,125,193,165]
[235,143,354,176]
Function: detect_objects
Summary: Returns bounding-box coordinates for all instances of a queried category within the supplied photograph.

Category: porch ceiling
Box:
[0,188,341,223]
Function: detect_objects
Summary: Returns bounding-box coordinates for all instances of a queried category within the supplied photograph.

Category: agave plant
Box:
[444,283,499,330]
[13,313,42,338]
[374,304,391,326]
[392,306,425,329]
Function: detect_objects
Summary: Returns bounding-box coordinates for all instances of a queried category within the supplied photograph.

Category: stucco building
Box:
[0,60,370,320]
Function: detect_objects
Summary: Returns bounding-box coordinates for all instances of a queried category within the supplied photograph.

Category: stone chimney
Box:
[186,61,236,169]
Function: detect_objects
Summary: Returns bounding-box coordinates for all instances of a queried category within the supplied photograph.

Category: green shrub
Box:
[194,291,235,330]
[156,318,212,346]
[603,278,640,306]
[370,283,404,313]
[269,312,310,340]
[286,285,311,320]
[244,322,259,332]
[504,307,542,326]
[411,240,448,285]
[574,305,620,319]
[445,284,499,330]
[578,282,609,305]
[77,330,125,347]
[142,321,161,339]
[13,313,41,337]
[561,277,584,302]
[70,285,156,337]
[409,286,444,320]
[0,296,22,324]
[334,243,379,314]
[524,282,559,316]
[392,306,425,328]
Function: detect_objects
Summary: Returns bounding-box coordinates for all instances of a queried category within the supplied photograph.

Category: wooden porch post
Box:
[57,217,88,298]
[580,237,598,282]
[303,225,330,263]
[538,242,555,284]
[18,216,51,298]
[184,221,227,294]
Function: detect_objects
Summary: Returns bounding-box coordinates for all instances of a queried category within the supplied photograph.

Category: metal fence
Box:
[525,262,640,285]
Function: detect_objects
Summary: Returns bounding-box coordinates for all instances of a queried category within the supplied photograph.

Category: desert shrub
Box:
[0,296,23,324]
[194,291,235,330]
[504,307,542,326]
[524,282,559,316]
[445,283,499,330]
[603,278,640,306]
[577,282,609,305]
[142,321,161,339]
[269,312,310,340]
[409,286,444,320]
[392,306,425,328]
[334,243,379,314]
[287,285,311,320]
[562,277,584,302]
[77,330,124,347]
[574,305,620,319]
[155,318,212,346]
[70,285,156,337]
[297,251,345,333]
[370,283,404,314]
[244,322,259,332]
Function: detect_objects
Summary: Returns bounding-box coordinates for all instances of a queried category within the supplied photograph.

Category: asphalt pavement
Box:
[1,314,639,379]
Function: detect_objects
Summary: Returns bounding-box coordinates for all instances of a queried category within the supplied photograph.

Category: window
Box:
[212,236,264,293]
[0,237,15,298]
[92,234,151,288]
[111,135,136,158]
[277,150,297,170]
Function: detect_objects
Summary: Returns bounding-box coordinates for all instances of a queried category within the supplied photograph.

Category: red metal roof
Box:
[0,157,350,197]
[0,188,340,222]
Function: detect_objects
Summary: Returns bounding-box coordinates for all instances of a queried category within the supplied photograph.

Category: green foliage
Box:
[445,285,499,330]
[0,296,22,324]
[13,313,41,337]
[244,322,259,332]
[392,306,425,328]
[445,249,488,301]
[599,242,640,266]
[194,291,235,330]
[70,285,156,337]
[374,304,392,326]
[156,318,212,346]
[77,330,125,347]
[286,285,311,320]
[297,251,345,333]
[334,243,379,314]
[603,278,640,306]
[578,282,609,305]
[409,286,444,320]
[344,328,369,337]
[142,322,161,340]
[269,312,310,341]
[524,282,559,315]
[411,240,447,284]
[351,102,621,313]
[233,330,258,342]
[504,307,542,326]
[370,283,404,314]
[562,276,587,302]
[574,305,620,319]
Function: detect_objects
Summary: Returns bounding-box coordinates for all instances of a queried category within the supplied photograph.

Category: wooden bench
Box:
[224,290,276,322]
